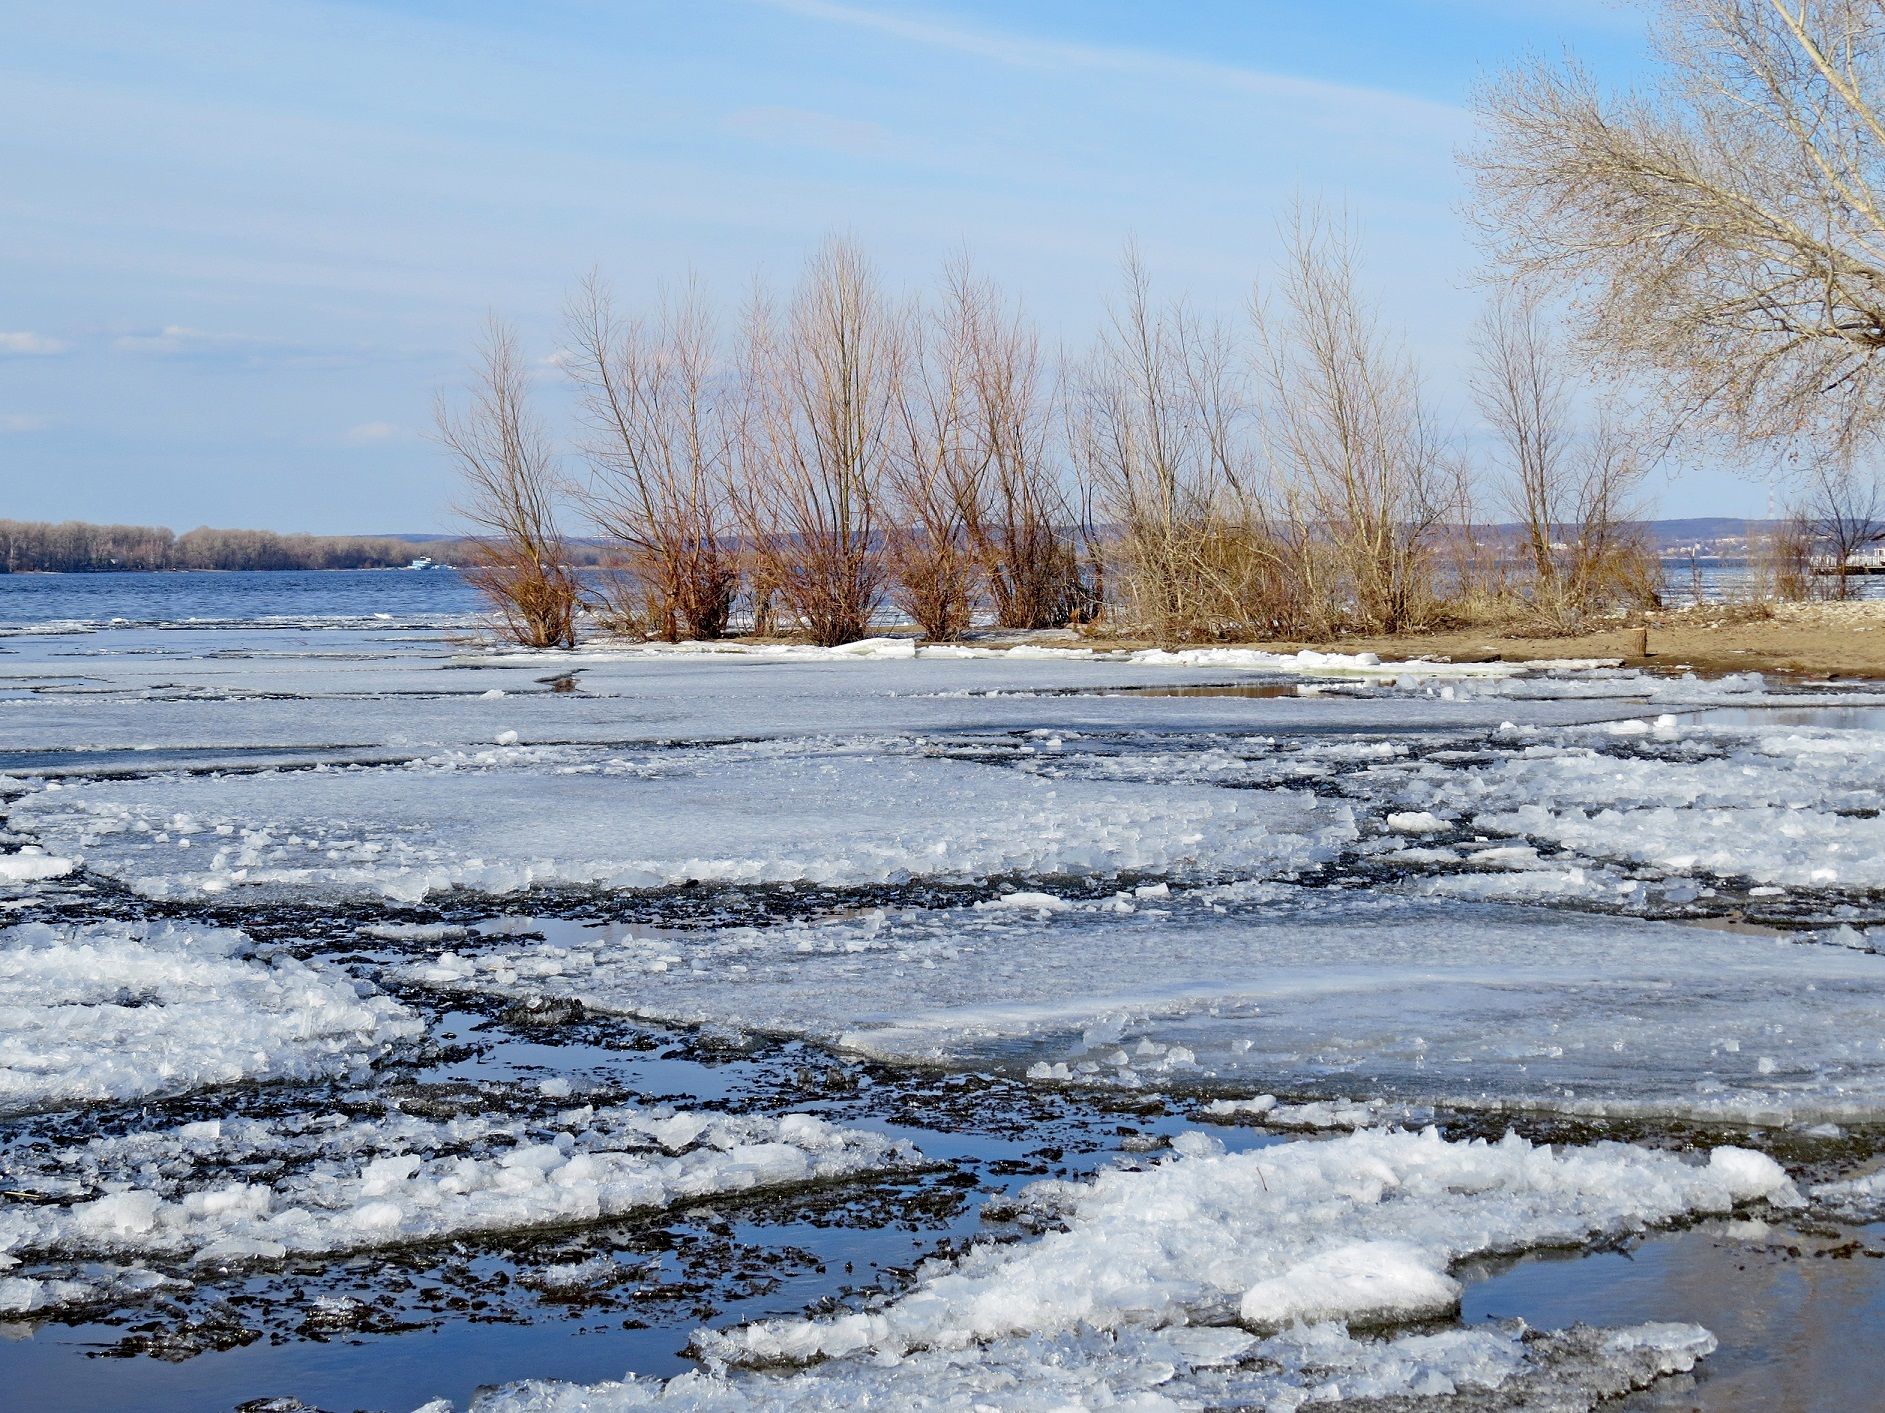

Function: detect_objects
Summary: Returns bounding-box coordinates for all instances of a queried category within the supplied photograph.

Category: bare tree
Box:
[1471,0,1885,456]
[881,287,978,641]
[1803,457,1884,594]
[1470,290,1656,624]
[563,273,739,640]
[951,264,1085,629]
[1250,206,1453,634]
[1072,246,1279,642]
[734,238,893,646]
[434,317,579,648]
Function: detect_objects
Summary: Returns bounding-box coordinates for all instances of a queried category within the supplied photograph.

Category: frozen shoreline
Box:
[2,616,1883,1412]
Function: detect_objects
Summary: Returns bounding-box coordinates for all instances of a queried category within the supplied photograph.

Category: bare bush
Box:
[434,317,579,648]
[952,266,1086,630]
[1471,290,1656,625]
[1250,206,1453,634]
[734,238,893,646]
[1751,511,1817,601]
[881,285,978,641]
[563,273,740,641]
[1072,248,1281,642]
[1471,0,1885,457]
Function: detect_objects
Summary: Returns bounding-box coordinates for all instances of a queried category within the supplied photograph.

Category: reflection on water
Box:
[1463,1219,1885,1409]
[1694,704,1885,731]
[1106,682,1303,699]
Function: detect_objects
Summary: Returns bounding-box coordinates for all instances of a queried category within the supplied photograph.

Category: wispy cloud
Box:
[0,413,54,433]
[724,105,890,155]
[344,420,402,443]
[112,324,420,370]
[0,331,69,356]
[745,0,1464,128]
[112,324,273,357]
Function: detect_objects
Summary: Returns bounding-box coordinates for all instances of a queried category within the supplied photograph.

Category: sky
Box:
[0,0,1786,533]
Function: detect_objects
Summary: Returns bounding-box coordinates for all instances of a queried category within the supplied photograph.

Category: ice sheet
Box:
[13,749,1356,903]
[403,893,1885,1123]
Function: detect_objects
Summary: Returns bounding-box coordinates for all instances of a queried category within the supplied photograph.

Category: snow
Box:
[0,921,419,1111]
[703,1127,1793,1363]
[460,1318,1716,1412]
[0,1104,918,1265]
[0,849,74,884]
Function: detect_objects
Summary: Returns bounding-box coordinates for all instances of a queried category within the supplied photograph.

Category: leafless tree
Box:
[734,238,892,646]
[434,317,579,648]
[1071,247,1282,642]
[881,288,978,641]
[1470,290,1657,624]
[563,273,739,640]
[1250,206,1453,634]
[1803,457,1884,594]
[951,265,1086,629]
[1471,0,1885,457]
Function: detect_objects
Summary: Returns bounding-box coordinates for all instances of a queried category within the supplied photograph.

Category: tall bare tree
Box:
[734,237,893,646]
[434,317,579,648]
[951,264,1085,629]
[1472,0,1885,455]
[881,287,978,641]
[563,272,739,640]
[1470,290,1655,623]
[1250,206,1453,634]
[1072,246,1273,641]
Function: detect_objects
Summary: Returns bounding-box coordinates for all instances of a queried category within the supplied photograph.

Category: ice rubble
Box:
[704,1128,1792,1364]
[458,1318,1717,1412]
[0,848,74,885]
[403,893,1885,1124]
[14,751,1354,903]
[0,1104,918,1266]
[0,921,419,1111]
[1369,721,1885,890]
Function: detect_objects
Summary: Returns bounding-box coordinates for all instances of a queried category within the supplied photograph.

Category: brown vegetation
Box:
[434,317,579,648]
[733,238,894,647]
[563,274,740,640]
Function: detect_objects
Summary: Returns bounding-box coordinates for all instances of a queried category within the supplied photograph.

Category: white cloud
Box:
[0,413,54,433]
[0,331,68,356]
[344,420,401,443]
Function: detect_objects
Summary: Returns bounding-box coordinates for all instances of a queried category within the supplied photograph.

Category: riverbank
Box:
[1274,600,1885,682]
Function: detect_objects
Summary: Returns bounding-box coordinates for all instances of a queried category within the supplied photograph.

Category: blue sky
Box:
[0,0,1779,533]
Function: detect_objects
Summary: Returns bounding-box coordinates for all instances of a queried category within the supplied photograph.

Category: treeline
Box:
[440,220,1661,649]
[0,520,434,573]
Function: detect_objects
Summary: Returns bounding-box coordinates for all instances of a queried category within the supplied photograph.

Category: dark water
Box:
[0,569,483,632]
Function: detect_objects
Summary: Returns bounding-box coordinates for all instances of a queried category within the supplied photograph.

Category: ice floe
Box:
[0,1103,918,1265]
[459,1317,1717,1411]
[14,752,1354,903]
[0,921,418,1111]
[703,1127,1788,1361]
[402,893,1885,1124]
